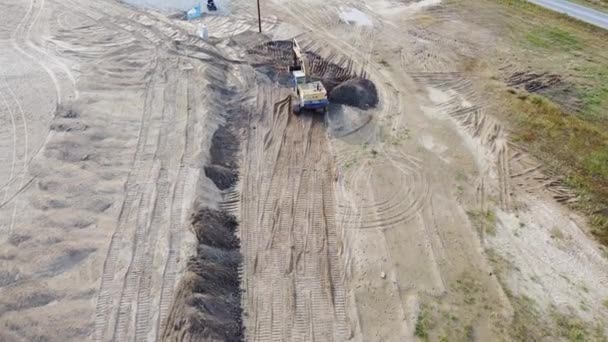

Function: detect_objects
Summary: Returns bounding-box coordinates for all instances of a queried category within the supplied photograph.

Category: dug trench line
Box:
[161,39,250,340]
[161,123,245,342]
[163,34,379,341]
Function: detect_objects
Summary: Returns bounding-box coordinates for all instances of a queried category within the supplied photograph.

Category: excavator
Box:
[288,39,329,114]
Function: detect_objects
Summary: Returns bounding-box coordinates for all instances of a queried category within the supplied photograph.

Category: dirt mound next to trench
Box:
[161,208,242,342]
[205,125,240,190]
[329,78,378,109]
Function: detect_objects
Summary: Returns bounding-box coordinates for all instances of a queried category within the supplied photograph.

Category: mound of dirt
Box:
[210,126,239,170]
[191,209,239,250]
[329,78,379,109]
[206,125,240,190]
[247,40,362,92]
[162,208,242,342]
[204,165,238,191]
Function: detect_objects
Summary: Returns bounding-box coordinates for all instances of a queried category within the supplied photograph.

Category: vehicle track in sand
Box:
[92,54,163,341]
[410,71,515,213]
[263,2,515,339]
[92,55,198,342]
[0,80,28,234]
[239,87,349,341]
[0,0,60,226]
[112,64,183,342]
[55,2,236,339]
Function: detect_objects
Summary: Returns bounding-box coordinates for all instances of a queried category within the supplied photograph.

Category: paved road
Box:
[527,0,608,29]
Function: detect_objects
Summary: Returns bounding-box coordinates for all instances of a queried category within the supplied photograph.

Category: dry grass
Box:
[464,0,608,244]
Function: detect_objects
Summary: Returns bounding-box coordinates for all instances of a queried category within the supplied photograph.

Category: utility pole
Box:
[257,0,262,33]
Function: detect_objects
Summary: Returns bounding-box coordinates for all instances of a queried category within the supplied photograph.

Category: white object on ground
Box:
[197,24,208,40]
[339,8,373,27]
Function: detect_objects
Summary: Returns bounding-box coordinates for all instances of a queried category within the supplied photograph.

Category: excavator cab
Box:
[292,70,306,91]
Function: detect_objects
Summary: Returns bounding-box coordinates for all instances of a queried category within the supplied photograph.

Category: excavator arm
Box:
[289,39,307,77]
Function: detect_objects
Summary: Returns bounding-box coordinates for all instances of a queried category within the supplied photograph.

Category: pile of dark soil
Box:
[204,165,238,191]
[206,125,239,190]
[209,126,239,169]
[247,41,360,89]
[162,208,242,342]
[329,78,379,109]
[248,40,379,109]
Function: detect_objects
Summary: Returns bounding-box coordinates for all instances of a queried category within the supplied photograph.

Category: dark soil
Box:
[247,40,378,107]
[206,125,240,190]
[55,103,80,118]
[507,71,582,112]
[204,165,238,191]
[507,71,561,93]
[162,209,243,342]
[210,126,239,170]
[329,78,379,109]
[191,209,239,250]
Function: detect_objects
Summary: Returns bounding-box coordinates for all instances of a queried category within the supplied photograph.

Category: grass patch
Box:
[415,309,431,341]
[525,26,581,50]
[489,1,608,240]
[552,311,605,342]
[577,64,608,121]
[506,92,608,243]
[467,209,497,236]
[509,295,551,341]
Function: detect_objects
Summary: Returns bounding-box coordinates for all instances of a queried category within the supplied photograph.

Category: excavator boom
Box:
[289,39,307,77]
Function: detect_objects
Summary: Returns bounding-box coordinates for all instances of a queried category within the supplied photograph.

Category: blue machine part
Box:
[302,99,329,109]
[186,4,202,20]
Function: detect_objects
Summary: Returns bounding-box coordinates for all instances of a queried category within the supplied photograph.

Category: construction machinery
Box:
[288,39,329,114]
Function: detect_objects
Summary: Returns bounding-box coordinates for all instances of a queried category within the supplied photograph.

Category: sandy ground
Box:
[1,0,607,341]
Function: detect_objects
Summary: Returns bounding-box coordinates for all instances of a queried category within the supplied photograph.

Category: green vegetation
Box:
[490,0,608,247]
[578,64,608,121]
[553,312,592,342]
[415,309,430,341]
[467,209,497,236]
[507,92,608,243]
[525,26,581,50]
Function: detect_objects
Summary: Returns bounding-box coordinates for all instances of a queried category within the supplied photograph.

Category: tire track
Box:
[155,68,194,339]
[412,72,514,212]
[93,54,161,342]
[113,64,183,342]
[0,90,18,203]
[241,86,349,341]
[336,149,430,230]
[0,78,30,234]
[11,0,64,105]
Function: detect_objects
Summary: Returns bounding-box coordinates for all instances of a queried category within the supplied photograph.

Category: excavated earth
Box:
[1,0,608,341]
